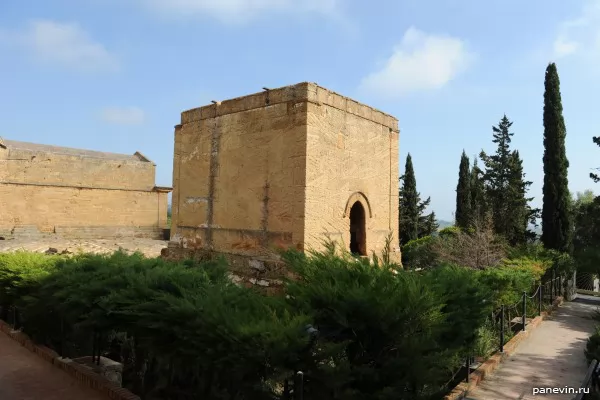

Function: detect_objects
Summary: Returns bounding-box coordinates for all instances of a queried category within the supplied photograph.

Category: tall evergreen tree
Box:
[399,154,419,244]
[470,158,487,223]
[419,211,440,237]
[399,154,436,244]
[505,151,538,244]
[480,115,513,236]
[542,63,573,253]
[455,151,472,229]
[480,116,537,244]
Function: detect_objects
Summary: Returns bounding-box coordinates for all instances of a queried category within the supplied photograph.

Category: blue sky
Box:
[1,0,599,221]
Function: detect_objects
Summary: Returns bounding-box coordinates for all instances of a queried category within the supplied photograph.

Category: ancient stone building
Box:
[0,138,171,239]
[168,82,400,268]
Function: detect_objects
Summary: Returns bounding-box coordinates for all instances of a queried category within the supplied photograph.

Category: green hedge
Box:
[0,248,543,400]
[401,235,438,269]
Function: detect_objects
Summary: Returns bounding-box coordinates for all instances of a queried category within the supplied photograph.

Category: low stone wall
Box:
[0,320,140,400]
[444,296,565,400]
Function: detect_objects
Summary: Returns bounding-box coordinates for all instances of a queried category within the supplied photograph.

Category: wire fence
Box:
[461,270,564,386]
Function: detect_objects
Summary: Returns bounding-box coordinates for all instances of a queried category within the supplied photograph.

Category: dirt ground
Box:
[0,237,169,257]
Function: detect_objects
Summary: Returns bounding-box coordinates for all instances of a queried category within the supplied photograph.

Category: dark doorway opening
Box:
[349,201,366,256]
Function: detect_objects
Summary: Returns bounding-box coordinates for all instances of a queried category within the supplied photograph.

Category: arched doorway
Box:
[349,201,366,256]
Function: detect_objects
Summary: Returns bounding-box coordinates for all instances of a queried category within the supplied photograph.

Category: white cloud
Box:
[359,27,474,98]
[100,107,145,125]
[553,0,600,59]
[0,20,119,72]
[139,0,339,23]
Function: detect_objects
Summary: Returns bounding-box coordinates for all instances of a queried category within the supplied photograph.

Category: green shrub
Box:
[473,319,498,359]
[14,251,311,399]
[1,247,543,400]
[401,235,438,269]
[507,243,574,277]
[477,265,539,308]
[586,326,600,364]
[0,251,62,320]
[500,257,550,282]
[283,248,491,399]
[438,226,461,237]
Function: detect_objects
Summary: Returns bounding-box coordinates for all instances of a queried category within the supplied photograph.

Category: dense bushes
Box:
[2,252,310,399]
[401,235,437,269]
[0,246,557,400]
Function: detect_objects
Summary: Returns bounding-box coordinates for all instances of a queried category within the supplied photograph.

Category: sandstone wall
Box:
[0,183,169,239]
[0,144,169,240]
[170,82,400,263]
[0,147,155,191]
[171,85,308,255]
[303,84,400,261]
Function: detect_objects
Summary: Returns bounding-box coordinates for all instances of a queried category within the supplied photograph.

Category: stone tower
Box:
[167,82,400,270]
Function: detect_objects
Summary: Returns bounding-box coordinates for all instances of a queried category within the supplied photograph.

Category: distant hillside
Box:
[438,220,453,230]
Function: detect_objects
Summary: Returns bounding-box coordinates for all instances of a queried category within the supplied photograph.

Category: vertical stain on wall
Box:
[206,107,221,249]
[260,181,270,247]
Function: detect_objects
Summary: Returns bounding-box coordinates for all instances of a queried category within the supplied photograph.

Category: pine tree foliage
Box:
[399,154,437,244]
[420,211,440,237]
[455,151,472,229]
[480,115,536,245]
[542,62,573,253]
[480,115,514,235]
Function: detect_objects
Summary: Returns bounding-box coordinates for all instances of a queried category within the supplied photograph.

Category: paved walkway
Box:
[0,332,107,400]
[467,295,600,400]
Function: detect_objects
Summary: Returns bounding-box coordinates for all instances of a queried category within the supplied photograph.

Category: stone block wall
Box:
[304,84,400,260]
[170,82,401,267]
[0,141,170,240]
[171,85,308,255]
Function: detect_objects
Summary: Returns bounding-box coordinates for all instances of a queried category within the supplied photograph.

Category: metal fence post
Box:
[559,275,562,297]
[551,270,555,302]
[522,292,526,331]
[283,379,290,399]
[466,356,470,383]
[538,284,542,315]
[500,305,505,353]
[295,371,304,400]
[60,318,64,358]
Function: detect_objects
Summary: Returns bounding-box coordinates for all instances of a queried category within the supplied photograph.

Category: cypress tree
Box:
[400,154,419,244]
[455,151,472,229]
[470,158,487,224]
[542,63,572,253]
[505,150,538,244]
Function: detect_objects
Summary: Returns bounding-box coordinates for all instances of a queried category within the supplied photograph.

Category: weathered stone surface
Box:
[0,140,171,239]
[0,238,168,257]
[170,82,401,269]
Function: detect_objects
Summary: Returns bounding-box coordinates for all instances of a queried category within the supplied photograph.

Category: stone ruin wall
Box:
[165,82,400,290]
[0,144,170,239]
